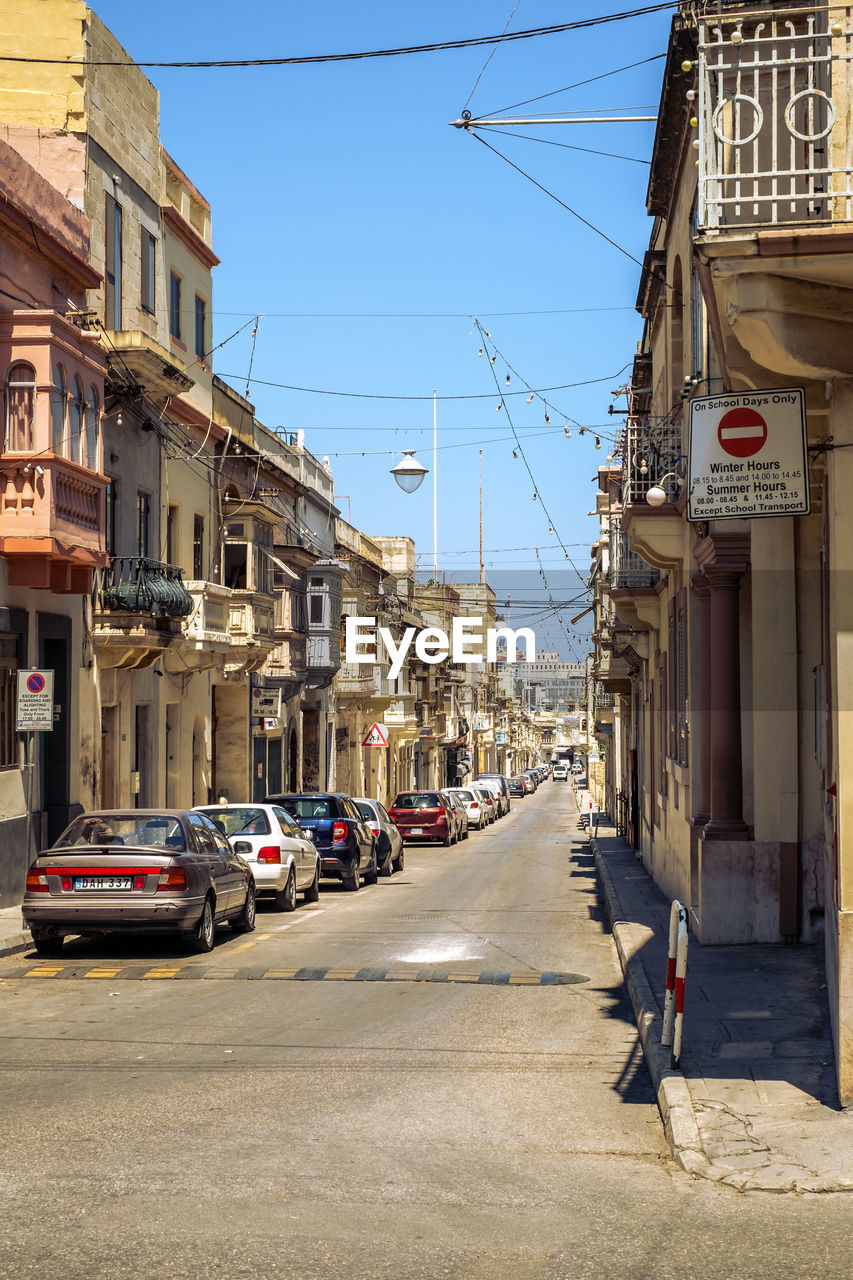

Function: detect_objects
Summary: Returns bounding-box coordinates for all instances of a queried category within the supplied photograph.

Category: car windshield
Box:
[282,798,335,820]
[393,793,440,809]
[54,814,185,852]
[198,807,271,836]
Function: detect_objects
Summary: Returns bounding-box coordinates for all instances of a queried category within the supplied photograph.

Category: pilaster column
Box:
[693,533,750,841]
[690,576,711,826]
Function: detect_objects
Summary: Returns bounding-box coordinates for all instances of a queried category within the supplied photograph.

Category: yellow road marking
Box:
[263,969,300,978]
[446,973,480,983]
[26,968,62,978]
[84,968,122,978]
[323,969,360,980]
[508,974,541,984]
[143,968,180,979]
[203,969,237,978]
[225,937,260,956]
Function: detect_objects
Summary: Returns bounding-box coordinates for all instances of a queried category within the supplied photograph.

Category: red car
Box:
[389,791,458,846]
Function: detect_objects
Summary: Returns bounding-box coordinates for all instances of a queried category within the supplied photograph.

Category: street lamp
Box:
[646,472,681,507]
[390,450,428,494]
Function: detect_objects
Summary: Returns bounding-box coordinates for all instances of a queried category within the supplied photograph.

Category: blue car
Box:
[265,792,378,892]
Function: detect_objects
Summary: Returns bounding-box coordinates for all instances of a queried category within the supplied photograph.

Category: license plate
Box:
[409,827,423,835]
[75,877,133,891]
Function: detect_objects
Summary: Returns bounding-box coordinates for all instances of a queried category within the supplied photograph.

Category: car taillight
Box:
[156,868,188,892]
[332,821,347,842]
[26,870,49,893]
[436,812,447,826]
[470,802,479,809]
[257,846,281,864]
[370,827,380,837]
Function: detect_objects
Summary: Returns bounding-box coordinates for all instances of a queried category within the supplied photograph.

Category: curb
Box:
[0,930,34,959]
[591,841,712,1178]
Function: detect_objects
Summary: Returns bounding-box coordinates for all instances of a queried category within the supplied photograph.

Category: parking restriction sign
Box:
[16,669,54,731]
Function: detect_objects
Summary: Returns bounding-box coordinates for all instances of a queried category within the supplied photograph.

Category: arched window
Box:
[4,362,36,452]
[51,363,67,454]
[69,375,85,463]
[85,386,100,471]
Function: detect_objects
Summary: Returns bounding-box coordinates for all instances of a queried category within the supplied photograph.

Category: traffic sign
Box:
[16,668,54,731]
[362,722,389,747]
[688,388,809,521]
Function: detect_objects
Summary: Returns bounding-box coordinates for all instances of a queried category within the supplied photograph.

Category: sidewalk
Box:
[586,808,853,1192]
[0,904,33,957]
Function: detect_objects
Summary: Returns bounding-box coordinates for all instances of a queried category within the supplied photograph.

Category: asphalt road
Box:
[1,782,851,1279]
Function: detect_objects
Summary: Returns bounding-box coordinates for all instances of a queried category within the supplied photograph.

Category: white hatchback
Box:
[195,803,320,911]
[445,787,487,829]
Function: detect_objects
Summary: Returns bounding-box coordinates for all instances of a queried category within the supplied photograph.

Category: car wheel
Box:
[191,896,216,953]
[232,881,257,932]
[443,830,453,847]
[275,867,297,913]
[304,860,320,902]
[343,861,361,892]
[31,931,64,958]
[393,846,405,873]
[379,837,393,877]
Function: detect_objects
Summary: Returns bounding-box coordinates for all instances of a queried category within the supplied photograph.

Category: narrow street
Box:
[1,783,850,1280]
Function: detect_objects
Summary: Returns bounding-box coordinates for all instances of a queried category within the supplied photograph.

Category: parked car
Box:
[388,791,458,845]
[472,787,497,824]
[445,786,487,829]
[476,775,510,816]
[508,777,527,798]
[522,770,539,791]
[520,773,536,794]
[444,789,469,840]
[195,803,319,910]
[265,793,377,891]
[22,809,256,956]
[552,764,568,780]
[353,798,404,875]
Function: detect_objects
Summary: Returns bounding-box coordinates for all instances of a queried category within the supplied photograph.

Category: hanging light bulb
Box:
[496,402,502,412]
[606,452,615,462]
[532,491,538,501]
[484,330,491,339]
[526,393,534,404]
[595,437,601,450]
[512,449,518,458]
[478,347,483,357]
[548,525,553,535]
[579,426,586,436]
[544,411,550,424]
[490,355,496,365]
[505,374,511,387]
[564,426,571,438]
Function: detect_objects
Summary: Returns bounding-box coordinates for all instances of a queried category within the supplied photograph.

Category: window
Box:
[141,230,156,313]
[166,504,179,567]
[169,271,182,341]
[51,363,67,454]
[4,362,36,452]
[69,375,84,462]
[194,295,207,361]
[105,193,122,330]
[105,479,117,555]
[193,515,204,578]
[137,491,151,557]
[85,386,99,471]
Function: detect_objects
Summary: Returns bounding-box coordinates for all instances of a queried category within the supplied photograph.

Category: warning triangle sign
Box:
[362,722,389,747]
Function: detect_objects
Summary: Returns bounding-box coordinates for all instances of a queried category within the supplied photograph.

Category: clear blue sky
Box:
[92,1,676,658]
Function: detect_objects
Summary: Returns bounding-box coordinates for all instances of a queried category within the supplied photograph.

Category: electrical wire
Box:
[221,370,632,401]
[477,124,651,166]
[0,6,679,68]
[477,52,668,118]
[461,0,521,114]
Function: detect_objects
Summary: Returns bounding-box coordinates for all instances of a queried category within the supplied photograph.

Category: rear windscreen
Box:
[355,802,375,821]
[282,798,336,820]
[198,808,270,836]
[393,793,441,809]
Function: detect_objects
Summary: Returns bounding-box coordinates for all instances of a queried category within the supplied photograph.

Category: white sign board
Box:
[687,388,809,521]
[251,687,282,719]
[16,668,54,731]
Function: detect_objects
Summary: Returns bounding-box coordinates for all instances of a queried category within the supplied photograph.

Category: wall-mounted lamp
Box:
[646,472,682,507]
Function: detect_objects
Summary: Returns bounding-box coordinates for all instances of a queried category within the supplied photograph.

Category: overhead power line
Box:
[0,5,678,68]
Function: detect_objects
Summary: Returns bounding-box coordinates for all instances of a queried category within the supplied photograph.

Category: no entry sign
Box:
[688,388,809,521]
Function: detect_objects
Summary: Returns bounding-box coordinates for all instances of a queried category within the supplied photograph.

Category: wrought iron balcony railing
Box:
[95,556,194,619]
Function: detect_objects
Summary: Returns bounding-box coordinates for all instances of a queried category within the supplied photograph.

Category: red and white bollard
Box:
[661,901,688,1069]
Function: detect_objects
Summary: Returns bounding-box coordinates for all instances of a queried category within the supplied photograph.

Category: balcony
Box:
[177,581,232,671]
[225,591,276,676]
[93,556,192,668]
[0,455,108,592]
[698,9,850,235]
[266,631,307,691]
[336,661,376,698]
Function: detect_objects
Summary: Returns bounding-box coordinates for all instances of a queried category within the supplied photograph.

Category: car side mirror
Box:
[233,840,252,855]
